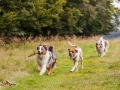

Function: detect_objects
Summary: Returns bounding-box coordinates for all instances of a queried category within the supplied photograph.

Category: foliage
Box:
[0,12,19,36]
[0,0,119,37]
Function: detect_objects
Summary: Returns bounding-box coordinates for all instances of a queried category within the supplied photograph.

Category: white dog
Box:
[96,37,109,57]
[68,41,83,72]
[37,44,56,75]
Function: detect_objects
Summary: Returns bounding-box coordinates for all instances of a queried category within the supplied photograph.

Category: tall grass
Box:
[0,36,120,90]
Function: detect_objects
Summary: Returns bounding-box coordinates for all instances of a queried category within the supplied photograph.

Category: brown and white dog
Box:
[68,41,83,72]
[37,44,56,75]
[96,37,109,57]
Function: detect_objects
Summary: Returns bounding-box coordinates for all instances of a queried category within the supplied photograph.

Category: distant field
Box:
[0,36,120,90]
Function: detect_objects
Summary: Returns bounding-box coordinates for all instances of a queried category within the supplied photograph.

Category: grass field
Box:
[0,36,120,90]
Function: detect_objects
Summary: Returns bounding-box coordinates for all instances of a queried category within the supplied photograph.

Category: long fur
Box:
[37,46,50,75]
[96,37,109,57]
[37,45,56,75]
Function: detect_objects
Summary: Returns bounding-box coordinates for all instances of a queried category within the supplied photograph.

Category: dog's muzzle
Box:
[38,51,43,55]
[69,52,74,60]
[96,43,102,48]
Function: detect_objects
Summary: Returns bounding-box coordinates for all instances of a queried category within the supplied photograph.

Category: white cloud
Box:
[111,0,120,9]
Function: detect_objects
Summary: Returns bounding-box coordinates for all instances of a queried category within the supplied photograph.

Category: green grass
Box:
[0,37,120,90]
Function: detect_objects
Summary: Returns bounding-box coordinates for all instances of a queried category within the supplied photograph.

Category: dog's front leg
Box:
[75,62,79,72]
[71,65,76,72]
[101,52,105,57]
[75,66,78,72]
[38,65,41,71]
[71,61,78,72]
[39,65,47,75]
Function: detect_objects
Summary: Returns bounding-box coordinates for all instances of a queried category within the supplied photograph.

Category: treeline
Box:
[0,0,120,37]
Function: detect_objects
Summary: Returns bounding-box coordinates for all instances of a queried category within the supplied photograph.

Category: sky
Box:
[111,0,120,9]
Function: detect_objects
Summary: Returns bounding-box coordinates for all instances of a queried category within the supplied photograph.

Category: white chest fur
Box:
[37,51,50,75]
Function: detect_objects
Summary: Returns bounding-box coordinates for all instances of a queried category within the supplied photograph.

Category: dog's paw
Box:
[70,70,74,72]
[47,72,51,75]
[53,65,57,68]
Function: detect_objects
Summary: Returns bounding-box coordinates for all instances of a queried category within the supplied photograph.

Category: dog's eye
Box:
[69,52,72,55]
[37,47,39,50]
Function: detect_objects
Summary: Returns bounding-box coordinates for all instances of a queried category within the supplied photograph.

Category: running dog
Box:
[37,44,56,75]
[96,37,109,57]
[68,41,83,72]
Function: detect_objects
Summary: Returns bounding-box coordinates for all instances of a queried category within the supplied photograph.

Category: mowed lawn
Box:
[0,37,120,90]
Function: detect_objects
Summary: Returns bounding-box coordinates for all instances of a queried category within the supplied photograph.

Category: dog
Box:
[96,37,109,57]
[37,44,56,75]
[68,41,83,72]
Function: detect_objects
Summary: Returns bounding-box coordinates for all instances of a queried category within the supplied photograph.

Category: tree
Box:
[0,0,119,37]
[0,0,19,36]
[69,0,118,36]
[17,0,66,36]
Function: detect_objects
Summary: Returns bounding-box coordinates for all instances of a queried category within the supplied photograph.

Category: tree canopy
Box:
[0,0,119,37]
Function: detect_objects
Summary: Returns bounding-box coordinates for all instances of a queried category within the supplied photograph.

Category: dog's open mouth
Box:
[69,53,74,60]
[38,52,43,56]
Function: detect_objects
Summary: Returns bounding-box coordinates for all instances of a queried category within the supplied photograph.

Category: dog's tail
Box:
[68,41,77,47]
[100,37,103,41]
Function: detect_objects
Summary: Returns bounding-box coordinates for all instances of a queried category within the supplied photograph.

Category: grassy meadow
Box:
[0,36,120,90]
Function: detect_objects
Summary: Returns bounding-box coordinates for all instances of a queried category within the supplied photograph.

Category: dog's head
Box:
[96,37,104,49]
[96,41,103,49]
[37,44,48,56]
[68,49,78,60]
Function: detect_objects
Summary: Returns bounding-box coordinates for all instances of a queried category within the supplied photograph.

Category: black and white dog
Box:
[68,41,83,72]
[96,37,109,57]
[37,44,56,75]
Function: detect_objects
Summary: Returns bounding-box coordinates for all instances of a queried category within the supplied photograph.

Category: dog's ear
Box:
[37,44,40,50]
[75,49,78,52]
[43,44,48,50]
[38,44,41,46]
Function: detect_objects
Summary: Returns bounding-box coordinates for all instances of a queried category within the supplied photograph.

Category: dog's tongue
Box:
[39,53,41,55]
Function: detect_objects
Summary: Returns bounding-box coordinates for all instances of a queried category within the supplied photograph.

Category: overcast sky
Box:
[111,0,120,9]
